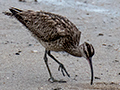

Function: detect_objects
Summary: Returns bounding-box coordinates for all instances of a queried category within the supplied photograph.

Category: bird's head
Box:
[80,42,95,59]
[80,42,95,85]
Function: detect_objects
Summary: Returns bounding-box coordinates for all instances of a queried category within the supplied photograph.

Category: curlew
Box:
[4,7,95,85]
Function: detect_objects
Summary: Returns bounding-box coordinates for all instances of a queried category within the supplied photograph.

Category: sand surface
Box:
[0,0,120,90]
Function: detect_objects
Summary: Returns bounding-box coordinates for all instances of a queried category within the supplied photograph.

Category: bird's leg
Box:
[44,50,66,83]
[44,50,58,83]
[47,50,70,77]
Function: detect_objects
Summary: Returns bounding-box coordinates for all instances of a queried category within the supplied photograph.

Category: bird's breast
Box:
[39,39,64,51]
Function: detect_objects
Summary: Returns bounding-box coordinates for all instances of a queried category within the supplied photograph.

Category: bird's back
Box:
[9,7,81,51]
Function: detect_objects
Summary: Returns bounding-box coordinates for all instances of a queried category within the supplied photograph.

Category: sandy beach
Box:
[0,0,120,90]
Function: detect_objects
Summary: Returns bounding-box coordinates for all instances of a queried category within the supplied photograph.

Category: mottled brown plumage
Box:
[9,8,81,53]
[4,7,95,85]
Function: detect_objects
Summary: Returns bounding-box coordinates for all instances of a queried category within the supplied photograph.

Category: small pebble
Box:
[56,56,58,58]
[18,51,22,53]
[87,39,89,41]
[115,60,119,62]
[108,35,112,37]
[111,17,114,19]
[84,1,87,3]
[95,77,100,79]
[112,60,119,63]
[15,53,20,55]
[102,44,107,46]
[108,45,112,47]
[110,82,115,85]
[97,33,104,36]
[41,87,43,89]
[5,41,9,44]
[95,27,97,29]
[31,50,38,53]
[86,13,89,15]
[7,77,9,79]
[28,44,32,46]
[15,51,22,55]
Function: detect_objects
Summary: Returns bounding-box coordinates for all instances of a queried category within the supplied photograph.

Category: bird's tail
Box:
[3,7,23,17]
[9,7,23,15]
[2,7,22,17]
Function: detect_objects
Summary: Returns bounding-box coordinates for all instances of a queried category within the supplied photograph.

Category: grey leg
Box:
[47,50,70,77]
[44,50,67,83]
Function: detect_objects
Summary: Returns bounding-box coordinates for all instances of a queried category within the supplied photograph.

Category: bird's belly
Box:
[39,40,64,51]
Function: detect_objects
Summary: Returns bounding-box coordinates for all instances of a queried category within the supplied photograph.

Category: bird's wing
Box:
[7,7,81,43]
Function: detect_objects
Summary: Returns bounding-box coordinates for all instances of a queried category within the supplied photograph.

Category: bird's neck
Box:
[65,45,82,57]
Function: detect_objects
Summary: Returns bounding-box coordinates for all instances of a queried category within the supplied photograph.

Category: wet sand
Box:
[0,0,120,90]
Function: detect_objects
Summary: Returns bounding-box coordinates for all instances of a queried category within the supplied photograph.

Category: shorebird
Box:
[3,7,95,85]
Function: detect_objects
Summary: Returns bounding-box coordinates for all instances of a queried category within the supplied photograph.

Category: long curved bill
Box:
[88,57,94,85]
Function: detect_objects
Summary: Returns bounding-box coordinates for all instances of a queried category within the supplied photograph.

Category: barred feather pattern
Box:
[9,7,81,52]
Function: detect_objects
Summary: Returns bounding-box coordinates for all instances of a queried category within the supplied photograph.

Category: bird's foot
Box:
[58,63,70,77]
[48,77,66,83]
